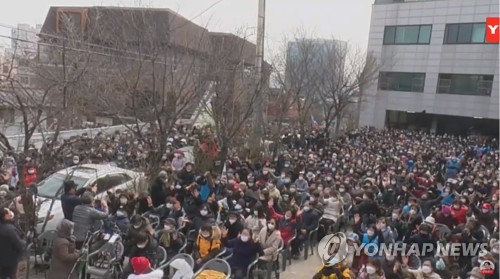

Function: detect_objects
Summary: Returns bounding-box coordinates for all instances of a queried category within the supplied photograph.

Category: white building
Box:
[360,0,499,136]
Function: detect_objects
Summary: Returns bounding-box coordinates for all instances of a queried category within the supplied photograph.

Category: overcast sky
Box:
[0,0,373,55]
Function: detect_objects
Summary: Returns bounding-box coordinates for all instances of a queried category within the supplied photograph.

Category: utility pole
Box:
[251,0,266,157]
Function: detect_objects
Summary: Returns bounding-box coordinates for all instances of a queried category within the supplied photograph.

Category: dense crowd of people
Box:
[0,127,498,279]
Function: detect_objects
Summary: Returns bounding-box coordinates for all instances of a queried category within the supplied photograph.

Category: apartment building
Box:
[360,0,499,136]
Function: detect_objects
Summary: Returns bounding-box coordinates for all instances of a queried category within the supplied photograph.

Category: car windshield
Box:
[37,173,90,198]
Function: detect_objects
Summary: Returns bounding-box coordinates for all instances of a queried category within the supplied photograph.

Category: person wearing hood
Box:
[194,225,222,268]
[47,219,81,279]
[0,208,25,279]
[170,258,194,279]
[401,257,442,279]
[127,256,164,279]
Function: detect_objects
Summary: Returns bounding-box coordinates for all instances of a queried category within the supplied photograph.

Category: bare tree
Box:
[316,43,379,137]
[272,30,321,134]
[202,31,265,168]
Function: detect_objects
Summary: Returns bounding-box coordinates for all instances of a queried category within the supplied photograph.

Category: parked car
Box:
[36,164,143,233]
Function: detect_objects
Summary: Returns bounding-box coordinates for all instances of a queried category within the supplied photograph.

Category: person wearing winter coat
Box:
[357,258,386,279]
[72,193,109,249]
[291,201,321,258]
[157,218,184,260]
[0,208,25,279]
[47,219,80,279]
[221,228,262,279]
[245,206,267,236]
[123,232,160,279]
[450,200,468,225]
[377,218,396,245]
[127,256,164,279]
[267,199,297,245]
[258,218,281,263]
[170,258,194,279]
[194,225,222,268]
[150,171,168,208]
[401,257,442,279]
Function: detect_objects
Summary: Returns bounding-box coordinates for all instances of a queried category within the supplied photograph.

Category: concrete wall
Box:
[360,0,500,128]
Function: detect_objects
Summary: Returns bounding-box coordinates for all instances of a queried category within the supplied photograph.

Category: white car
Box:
[36,164,143,233]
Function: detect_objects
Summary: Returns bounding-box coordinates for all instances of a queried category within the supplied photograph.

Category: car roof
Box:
[54,164,135,180]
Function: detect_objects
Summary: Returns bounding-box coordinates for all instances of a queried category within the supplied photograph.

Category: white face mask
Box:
[240,235,250,242]
[200,210,208,216]
[366,266,376,274]
[119,198,128,205]
[27,169,35,174]
[73,159,79,164]
[229,218,237,224]
[166,203,173,209]
[367,230,375,237]
[339,188,345,193]
[164,225,173,231]
[303,206,310,211]
[137,243,147,249]
[267,224,275,231]
[421,266,432,274]
[254,211,258,216]
[392,213,398,219]
[409,209,417,215]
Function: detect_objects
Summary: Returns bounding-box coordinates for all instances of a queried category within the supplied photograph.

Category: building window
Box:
[437,74,493,96]
[383,25,432,45]
[379,72,425,92]
[444,23,489,44]
[56,8,88,34]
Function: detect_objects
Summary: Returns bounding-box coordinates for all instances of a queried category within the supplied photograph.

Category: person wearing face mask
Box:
[450,200,468,225]
[22,162,37,188]
[123,232,160,279]
[224,212,244,240]
[221,228,261,279]
[470,203,495,233]
[257,218,281,268]
[433,205,458,230]
[194,225,222,268]
[291,201,321,259]
[359,225,382,266]
[356,190,381,218]
[406,224,436,260]
[245,206,267,236]
[321,190,344,235]
[192,204,214,232]
[176,163,196,186]
[277,172,291,189]
[401,257,442,279]
[268,183,282,201]
[295,173,309,194]
[47,219,80,279]
[357,258,386,279]
[72,193,109,249]
[0,208,26,279]
[419,193,443,218]
[376,217,396,245]
[267,198,297,246]
[157,218,183,261]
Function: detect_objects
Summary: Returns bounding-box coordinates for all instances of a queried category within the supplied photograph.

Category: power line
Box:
[0,0,226,60]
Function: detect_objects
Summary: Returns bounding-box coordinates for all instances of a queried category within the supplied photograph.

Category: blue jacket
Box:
[362,234,380,255]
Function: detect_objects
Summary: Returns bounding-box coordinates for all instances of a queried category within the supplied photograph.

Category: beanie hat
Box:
[130,257,150,274]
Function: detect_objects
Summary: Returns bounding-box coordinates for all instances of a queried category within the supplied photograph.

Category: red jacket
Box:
[23,167,37,187]
[451,205,468,224]
[269,206,296,244]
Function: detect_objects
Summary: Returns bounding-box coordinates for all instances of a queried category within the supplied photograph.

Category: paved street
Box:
[281,253,321,278]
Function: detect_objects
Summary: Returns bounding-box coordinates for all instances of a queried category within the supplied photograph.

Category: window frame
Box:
[443,23,489,44]
[436,73,494,96]
[56,8,88,34]
[383,24,433,45]
[378,71,426,93]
